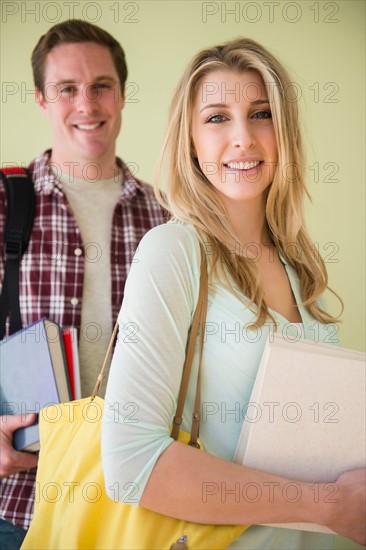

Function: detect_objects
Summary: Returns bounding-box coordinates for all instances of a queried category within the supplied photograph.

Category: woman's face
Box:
[191,69,278,208]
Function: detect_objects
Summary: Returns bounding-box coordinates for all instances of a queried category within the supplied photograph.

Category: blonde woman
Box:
[102,39,365,549]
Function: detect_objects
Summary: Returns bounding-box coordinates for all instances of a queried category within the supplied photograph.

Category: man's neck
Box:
[49,151,120,182]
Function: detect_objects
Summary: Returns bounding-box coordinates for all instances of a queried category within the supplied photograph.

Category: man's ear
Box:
[35,88,47,111]
[120,86,125,110]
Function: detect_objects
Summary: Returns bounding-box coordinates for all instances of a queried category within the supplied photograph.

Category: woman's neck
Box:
[223,197,271,248]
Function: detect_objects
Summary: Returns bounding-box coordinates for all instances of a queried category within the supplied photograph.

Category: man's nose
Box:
[74,85,100,113]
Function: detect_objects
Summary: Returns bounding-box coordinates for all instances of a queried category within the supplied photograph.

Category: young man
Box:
[0,19,165,547]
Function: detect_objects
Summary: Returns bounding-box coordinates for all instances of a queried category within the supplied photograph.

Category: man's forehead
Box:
[43,42,118,82]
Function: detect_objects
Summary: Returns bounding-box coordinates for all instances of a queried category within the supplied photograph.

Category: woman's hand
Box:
[324,468,366,545]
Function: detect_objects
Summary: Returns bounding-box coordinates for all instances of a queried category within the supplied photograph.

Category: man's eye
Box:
[206,114,227,123]
[94,83,113,90]
[60,86,74,94]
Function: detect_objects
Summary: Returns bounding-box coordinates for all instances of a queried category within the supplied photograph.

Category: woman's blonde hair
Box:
[155,38,342,327]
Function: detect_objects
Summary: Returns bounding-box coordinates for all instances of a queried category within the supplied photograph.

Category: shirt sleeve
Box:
[0,178,6,282]
[101,222,201,504]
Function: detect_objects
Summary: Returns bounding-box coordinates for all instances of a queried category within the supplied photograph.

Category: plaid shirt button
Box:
[74,247,82,256]
[70,297,79,306]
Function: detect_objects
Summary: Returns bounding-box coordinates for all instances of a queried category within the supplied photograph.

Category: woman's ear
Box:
[190,139,197,158]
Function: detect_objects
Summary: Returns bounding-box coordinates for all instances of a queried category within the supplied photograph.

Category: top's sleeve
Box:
[101,222,201,504]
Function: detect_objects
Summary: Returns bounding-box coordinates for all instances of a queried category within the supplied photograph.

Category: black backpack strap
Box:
[0,168,35,339]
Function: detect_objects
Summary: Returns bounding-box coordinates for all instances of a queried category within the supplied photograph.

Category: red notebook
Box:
[62,328,81,400]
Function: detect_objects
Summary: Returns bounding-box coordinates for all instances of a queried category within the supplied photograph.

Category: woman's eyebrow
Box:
[199,98,270,113]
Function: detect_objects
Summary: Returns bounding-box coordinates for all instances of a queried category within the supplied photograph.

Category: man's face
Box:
[37,42,124,172]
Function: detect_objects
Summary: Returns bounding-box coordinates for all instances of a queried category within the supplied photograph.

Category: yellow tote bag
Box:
[21,396,248,549]
[21,246,249,550]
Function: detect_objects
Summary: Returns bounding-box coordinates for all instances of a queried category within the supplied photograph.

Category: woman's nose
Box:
[231,120,256,150]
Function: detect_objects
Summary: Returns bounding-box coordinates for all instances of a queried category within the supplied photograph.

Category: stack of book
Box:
[0,318,80,451]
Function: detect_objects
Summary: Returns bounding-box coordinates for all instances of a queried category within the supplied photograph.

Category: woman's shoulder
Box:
[127,221,202,307]
[137,220,202,256]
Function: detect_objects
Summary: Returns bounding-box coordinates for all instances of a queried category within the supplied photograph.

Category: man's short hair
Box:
[32,19,128,93]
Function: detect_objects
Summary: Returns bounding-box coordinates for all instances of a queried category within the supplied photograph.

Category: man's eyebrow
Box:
[199,99,270,113]
[54,76,118,86]
[93,76,118,82]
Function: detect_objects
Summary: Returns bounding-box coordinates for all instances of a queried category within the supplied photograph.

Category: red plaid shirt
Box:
[0,151,166,529]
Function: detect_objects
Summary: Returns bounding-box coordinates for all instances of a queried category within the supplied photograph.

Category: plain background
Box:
[0,2,365,547]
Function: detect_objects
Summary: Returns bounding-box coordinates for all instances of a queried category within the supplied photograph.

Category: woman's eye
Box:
[252,110,272,119]
[206,114,227,123]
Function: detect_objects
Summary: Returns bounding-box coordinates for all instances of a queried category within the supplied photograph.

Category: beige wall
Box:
[0,2,365,548]
[1,2,364,348]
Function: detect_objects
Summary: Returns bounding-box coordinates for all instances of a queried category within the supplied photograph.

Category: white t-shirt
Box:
[60,172,122,396]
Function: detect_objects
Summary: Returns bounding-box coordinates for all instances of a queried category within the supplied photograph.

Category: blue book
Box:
[0,318,71,451]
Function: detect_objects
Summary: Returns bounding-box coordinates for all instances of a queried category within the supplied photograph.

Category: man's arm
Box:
[0,178,38,477]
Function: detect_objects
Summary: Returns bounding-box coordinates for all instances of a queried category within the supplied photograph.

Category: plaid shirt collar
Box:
[31,150,149,203]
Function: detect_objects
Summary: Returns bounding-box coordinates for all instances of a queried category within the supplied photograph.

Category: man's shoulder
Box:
[117,158,164,210]
[117,158,151,192]
[131,174,156,197]
[27,150,52,183]
[1,151,50,186]
[0,158,37,203]
[0,152,59,213]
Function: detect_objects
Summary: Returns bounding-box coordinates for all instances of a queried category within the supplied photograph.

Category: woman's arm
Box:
[141,440,366,545]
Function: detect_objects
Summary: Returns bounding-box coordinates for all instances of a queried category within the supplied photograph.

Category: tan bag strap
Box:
[171,243,208,446]
[91,322,119,399]
[91,242,208,448]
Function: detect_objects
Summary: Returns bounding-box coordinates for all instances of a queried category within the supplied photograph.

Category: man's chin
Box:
[73,144,110,164]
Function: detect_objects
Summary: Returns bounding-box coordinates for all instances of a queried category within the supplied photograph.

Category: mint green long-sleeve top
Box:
[102,221,337,549]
